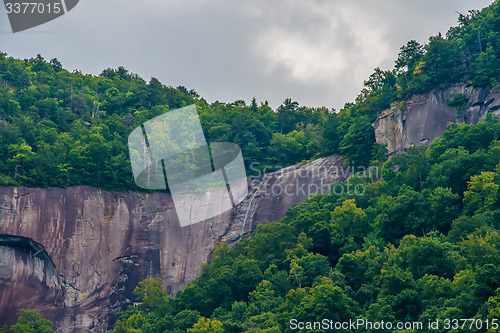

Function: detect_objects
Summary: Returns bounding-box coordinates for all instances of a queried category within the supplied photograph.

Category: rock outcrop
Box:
[0,235,66,324]
[372,84,500,154]
[0,155,349,332]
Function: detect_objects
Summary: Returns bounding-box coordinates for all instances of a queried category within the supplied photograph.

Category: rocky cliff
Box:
[0,155,349,332]
[372,84,500,154]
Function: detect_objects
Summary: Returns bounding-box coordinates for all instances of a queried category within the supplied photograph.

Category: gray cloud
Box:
[0,0,494,110]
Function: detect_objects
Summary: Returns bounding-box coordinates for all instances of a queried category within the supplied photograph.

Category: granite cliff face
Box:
[0,236,66,324]
[0,155,349,332]
[372,84,500,154]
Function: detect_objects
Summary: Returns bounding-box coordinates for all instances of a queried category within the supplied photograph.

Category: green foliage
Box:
[187,317,224,333]
[9,309,55,333]
[2,0,498,186]
[448,92,468,110]
[3,2,500,331]
[114,116,500,331]
[322,0,500,166]
[464,171,499,213]
[0,55,335,190]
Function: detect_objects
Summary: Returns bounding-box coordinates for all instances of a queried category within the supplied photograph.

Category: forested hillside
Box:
[1,2,498,191]
[2,0,500,332]
[110,118,500,332]
[109,1,500,332]
[0,56,336,191]
[322,0,500,167]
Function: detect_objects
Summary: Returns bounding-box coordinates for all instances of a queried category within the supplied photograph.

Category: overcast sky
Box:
[0,0,494,110]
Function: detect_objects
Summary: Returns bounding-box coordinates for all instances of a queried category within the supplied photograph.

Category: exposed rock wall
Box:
[1,186,227,331]
[222,155,348,243]
[372,85,500,154]
[0,155,348,332]
[0,236,66,325]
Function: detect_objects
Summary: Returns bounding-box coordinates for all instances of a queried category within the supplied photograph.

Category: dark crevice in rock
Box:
[0,234,55,268]
[0,156,349,332]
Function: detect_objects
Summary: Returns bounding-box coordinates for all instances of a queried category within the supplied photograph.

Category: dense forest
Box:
[106,117,500,332]
[1,0,500,332]
[108,2,500,333]
[0,53,335,191]
[1,1,499,190]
